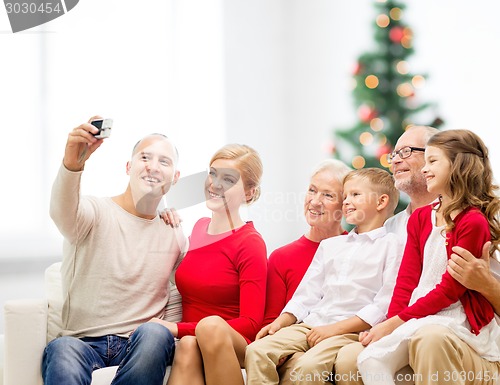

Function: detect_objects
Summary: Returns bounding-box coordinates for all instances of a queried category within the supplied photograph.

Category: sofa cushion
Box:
[164,284,182,322]
[45,262,63,343]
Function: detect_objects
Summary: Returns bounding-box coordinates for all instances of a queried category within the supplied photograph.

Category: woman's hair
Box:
[311,159,351,185]
[210,144,263,204]
[427,129,500,253]
[343,167,400,214]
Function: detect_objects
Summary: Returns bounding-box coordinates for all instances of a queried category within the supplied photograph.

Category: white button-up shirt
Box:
[282,226,403,327]
[384,205,411,244]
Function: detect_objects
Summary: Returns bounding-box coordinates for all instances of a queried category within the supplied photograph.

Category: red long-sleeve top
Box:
[175,218,267,343]
[263,236,320,325]
[388,204,494,335]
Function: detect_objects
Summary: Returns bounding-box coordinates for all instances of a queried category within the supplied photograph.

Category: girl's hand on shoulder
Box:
[160,208,182,228]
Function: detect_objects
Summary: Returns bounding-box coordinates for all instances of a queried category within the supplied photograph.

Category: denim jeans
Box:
[42,322,175,385]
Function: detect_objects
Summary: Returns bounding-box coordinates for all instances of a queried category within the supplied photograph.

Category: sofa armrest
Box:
[0,334,4,385]
[4,298,48,385]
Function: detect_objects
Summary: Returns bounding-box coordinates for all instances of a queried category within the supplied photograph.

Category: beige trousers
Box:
[245,323,364,385]
[408,325,500,385]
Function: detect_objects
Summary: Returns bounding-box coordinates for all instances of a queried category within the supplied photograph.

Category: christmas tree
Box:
[333,0,442,170]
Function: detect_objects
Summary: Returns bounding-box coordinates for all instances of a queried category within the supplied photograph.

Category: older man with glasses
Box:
[384,126,438,238]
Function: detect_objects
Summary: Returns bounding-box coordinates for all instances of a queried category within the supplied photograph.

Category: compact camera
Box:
[91,118,113,139]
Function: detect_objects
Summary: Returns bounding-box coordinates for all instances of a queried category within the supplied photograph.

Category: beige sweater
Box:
[50,164,186,338]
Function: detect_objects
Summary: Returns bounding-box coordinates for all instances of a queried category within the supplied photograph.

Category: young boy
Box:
[245,168,403,385]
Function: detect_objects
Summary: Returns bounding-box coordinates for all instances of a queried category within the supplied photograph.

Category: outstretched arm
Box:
[50,116,105,242]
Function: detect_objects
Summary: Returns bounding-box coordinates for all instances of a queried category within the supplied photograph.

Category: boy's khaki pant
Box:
[245,323,364,385]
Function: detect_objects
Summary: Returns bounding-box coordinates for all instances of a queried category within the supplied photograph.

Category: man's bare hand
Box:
[63,116,104,171]
[448,242,491,292]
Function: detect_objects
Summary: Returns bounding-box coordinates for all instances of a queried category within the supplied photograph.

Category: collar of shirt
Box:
[346,225,387,241]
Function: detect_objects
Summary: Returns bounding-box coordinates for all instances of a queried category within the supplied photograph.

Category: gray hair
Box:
[407,125,440,145]
[311,159,351,184]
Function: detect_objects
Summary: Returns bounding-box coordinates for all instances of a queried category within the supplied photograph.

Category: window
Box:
[0,0,225,259]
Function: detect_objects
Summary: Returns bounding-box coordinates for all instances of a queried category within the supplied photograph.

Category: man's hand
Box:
[448,242,492,292]
[63,116,104,171]
[449,242,500,315]
[359,316,403,346]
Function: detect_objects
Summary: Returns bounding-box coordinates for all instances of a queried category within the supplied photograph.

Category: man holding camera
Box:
[42,116,186,385]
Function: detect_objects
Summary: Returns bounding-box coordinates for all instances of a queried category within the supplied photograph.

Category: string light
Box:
[412,75,426,88]
[380,155,391,168]
[370,118,384,132]
[352,156,366,169]
[401,27,413,48]
[365,75,379,89]
[396,60,409,74]
[376,14,390,28]
[389,7,402,20]
[397,82,413,97]
[332,0,440,172]
[360,132,374,146]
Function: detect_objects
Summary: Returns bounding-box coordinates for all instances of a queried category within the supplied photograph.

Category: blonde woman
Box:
[154,144,267,385]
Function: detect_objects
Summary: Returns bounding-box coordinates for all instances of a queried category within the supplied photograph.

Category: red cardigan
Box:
[388,204,494,335]
[175,218,267,343]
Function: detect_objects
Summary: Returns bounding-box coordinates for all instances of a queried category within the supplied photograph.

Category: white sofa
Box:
[0,334,4,385]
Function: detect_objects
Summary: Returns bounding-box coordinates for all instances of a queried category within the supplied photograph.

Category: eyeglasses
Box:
[387,146,425,164]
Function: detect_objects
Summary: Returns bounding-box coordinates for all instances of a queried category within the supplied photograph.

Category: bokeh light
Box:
[396,60,409,74]
[360,132,374,145]
[380,154,391,168]
[401,27,413,48]
[397,82,413,97]
[376,14,390,28]
[370,118,384,132]
[412,75,426,88]
[389,7,402,20]
[365,75,379,89]
[352,156,366,169]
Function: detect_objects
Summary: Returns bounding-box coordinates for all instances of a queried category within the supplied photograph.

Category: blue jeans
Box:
[42,323,175,385]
